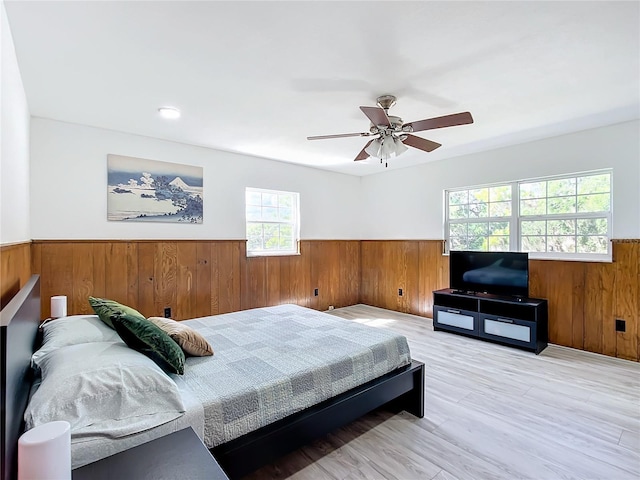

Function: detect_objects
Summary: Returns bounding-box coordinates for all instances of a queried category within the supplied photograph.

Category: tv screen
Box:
[449,251,529,297]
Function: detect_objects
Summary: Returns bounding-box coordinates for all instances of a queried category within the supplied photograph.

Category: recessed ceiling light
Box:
[158,106,181,119]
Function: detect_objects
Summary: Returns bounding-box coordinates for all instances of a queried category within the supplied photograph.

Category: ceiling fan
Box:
[307,95,473,167]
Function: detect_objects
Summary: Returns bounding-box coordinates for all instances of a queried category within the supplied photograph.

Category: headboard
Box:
[0,275,41,480]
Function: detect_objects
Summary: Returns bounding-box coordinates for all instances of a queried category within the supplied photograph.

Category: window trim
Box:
[444,169,612,262]
[245,187,300,258]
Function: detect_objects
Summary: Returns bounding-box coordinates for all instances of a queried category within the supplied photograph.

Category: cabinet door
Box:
[479,314,536,350]
[434,306,479,335]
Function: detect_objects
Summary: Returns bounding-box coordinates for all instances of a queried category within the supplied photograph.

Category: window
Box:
[245,187,300,256]
[445,170,612,260]
[446,184,514,252]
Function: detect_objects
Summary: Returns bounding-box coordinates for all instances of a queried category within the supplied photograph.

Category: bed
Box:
[1,275,424,480]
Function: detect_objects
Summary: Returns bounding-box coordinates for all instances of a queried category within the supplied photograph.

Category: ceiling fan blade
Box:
[360,106,391,127]
[307,132,371,140]
[355,140,374,161]
[402,134,441,153]
[404,112,473,133]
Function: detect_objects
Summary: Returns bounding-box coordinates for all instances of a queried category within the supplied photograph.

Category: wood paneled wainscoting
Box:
[360,240,450,318]
[360,240,639,362]
[0,241,32,309]
[30,240,360,321]
[242,240,360,312]
[529,240,639,361]
[21,238,640,361]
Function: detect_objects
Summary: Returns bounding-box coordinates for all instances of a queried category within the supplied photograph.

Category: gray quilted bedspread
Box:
[179,304,411,448]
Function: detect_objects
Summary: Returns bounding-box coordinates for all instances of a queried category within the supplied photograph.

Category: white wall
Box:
[360,121,640,239]
[23,116,640,242]
[30,118,362,240]
[0,1,30,244]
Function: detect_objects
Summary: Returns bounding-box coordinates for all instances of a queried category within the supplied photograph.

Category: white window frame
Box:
[444,170,613,262]
[245,187,300,257]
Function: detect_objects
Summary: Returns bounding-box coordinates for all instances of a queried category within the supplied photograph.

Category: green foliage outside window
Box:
[446,171,611,257]
[246,188,299,255]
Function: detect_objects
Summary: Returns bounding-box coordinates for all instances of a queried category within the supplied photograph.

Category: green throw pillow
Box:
[88,296,145,330]
[111,313,185,375]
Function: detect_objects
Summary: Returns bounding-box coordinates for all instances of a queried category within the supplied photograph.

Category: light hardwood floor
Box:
[245,304,640,480]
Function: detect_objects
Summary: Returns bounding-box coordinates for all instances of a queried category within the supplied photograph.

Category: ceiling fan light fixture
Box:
[393,136,409,155]
[158,106,181,119]
[364,135,408,161]
[364,138,382,158]
[380,137,396,160]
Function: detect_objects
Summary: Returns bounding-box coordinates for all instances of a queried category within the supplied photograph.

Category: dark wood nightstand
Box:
[72,427,229,480]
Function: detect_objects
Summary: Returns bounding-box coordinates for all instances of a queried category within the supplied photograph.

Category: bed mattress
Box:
[180,304,411,448]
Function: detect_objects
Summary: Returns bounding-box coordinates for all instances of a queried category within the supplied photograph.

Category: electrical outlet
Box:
[615,319,626,332]
[314,288,319,297]
[398,288,403,296]
[164,307,171,318]
[328,305,334,311]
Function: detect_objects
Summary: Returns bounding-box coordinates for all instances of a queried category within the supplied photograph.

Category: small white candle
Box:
[18,421,71,480]
[50,296,67,318]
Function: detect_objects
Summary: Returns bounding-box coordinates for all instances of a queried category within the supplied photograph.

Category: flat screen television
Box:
[449,250,529,298]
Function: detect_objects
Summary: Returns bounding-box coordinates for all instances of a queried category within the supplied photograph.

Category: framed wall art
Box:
[107,154,203,223]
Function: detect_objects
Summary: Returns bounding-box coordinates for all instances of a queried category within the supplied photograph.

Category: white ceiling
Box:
[4,1,639,176]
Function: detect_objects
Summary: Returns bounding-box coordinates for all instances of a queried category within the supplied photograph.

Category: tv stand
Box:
[432,288,548,354]
[450,289,473,295]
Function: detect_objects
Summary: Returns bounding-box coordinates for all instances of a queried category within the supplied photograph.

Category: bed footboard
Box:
[212,360,425,479]
[387,359,425,418]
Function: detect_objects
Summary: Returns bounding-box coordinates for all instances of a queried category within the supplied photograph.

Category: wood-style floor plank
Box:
[244,304,640,480]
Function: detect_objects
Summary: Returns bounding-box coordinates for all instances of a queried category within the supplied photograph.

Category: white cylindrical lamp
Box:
[18,421,71,480]
[50,295,67,319]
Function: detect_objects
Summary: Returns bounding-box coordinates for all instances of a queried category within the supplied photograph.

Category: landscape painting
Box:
[107,154,203,223]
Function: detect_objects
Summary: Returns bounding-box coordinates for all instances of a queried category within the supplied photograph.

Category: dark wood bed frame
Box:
[1,275,41,480]
[213,359,424,478]
[1,275,425,480]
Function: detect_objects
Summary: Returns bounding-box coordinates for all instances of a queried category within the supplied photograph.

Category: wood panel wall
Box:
[360,240,449,317]
[30,240,359,321]
[6,238,638,361]
[360,240,639,362]
[0,242,31,309]
[241,241,360,311]
[530,240,639,361]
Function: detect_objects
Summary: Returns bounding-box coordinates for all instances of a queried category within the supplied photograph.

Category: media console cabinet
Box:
[433,288,548,354]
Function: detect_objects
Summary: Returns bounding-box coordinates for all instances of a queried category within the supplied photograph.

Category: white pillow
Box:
[25,342,185,438]
[32,315,122,368]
